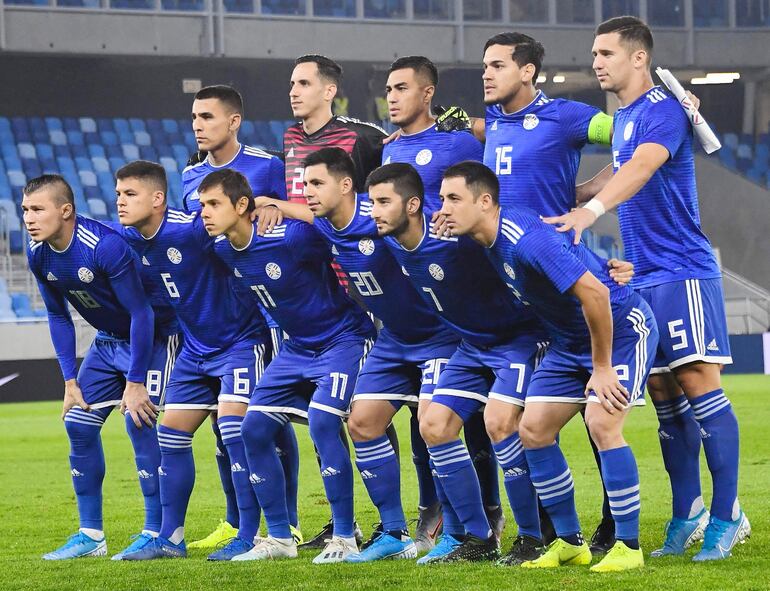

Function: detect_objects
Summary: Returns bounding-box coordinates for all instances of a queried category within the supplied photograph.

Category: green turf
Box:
[1,374,767,590]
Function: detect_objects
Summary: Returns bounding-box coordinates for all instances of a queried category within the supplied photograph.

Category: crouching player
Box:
[439,161,658,572]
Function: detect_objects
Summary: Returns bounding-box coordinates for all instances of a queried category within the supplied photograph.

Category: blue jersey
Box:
[27,216,154,382]
[214,219,375,350]
[612,86,720,288]
[484,91,600,216]
[114,208,268,357]
[487,207,635,348]
[312,194,457,344]
[384,215,543,347]
[383,126,483,213]
[182,144,286,213]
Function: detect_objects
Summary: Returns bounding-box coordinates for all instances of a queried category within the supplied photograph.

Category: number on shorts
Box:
[613,364,629,382]
[145,370,162,397]
[508,362,527,393]
[233,368,250,395]
[422,358,448,386]
[668,319,688,351]
[330,372,349,400]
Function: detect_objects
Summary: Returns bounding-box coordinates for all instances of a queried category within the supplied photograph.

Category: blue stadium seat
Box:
[101,131,119,147]
[84,132,100,146]
[56,156,76,172]
[97,171,114,188]
[8,170,26,188]
[79,117,97,133]
[79,170,97,187]
[0,199,18,219]
[35,143,54,161]
[87,198,109,220]
[11,293,33,318]
[18,142,36,159]
[162,119,179,135]
[21,159,42,180]
[75,156,93,172]
[160,156,178,173]
[92,157,110,173]
[134,131,151,146]
[122,144,140,160]
[139,146,158,162]
[97,118,114,133]
[113,118,131,135]
[0,117,10,133]
[129,118,146,133]
[65,130,83,146]
[88,144,106,159]
[40,158,58,174]
[63,118,79,132]
[106,144,123,159]
[108,157,125,172]
[172,144,189,165]
[9,230,23,254]
[45,117,63,131]
[54,144,71,159]
[49,130,67,146]
[71,144,88,158]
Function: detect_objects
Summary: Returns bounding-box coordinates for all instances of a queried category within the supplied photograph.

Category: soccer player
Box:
[381,55,504,545]
[253,147,461,560]
[108,161,275,561]
[196,168,376,563]
[547,16,749,561]
[437,161,658,572]
[182,85,299,548]
[24,174,174,560]
[370,162,549,564]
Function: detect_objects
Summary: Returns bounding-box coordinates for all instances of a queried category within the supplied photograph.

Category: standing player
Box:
[24,175,172,561]
[108,161,272,561]
[381,55,504,544]
[547,16,748,562]
[371,163,549,564]
[182,85,300,549]
[437,161,657,572]
[196,168,376,563]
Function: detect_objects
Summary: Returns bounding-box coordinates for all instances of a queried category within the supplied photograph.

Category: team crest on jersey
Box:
[428,264,444,281]
[77,267,94,283]
[167,248,182,264]
[523,114,539,130]
[623,121,634,141]
[358,239,375,256]
[383,155,391,165]
[503,263,515,279]
[415,149,433,166]
[266,262,282,280]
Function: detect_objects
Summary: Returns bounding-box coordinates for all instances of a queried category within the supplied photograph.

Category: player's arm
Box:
[569,272,629,412]
[253,196,314,232]
[575,163,613,204]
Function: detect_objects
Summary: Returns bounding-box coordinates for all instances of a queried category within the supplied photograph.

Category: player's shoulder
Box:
[166,207,198,225]
[76,216,119,250]
[498,207,545,245]
[449,128,482,150]
[242,144,279,162]
[182,158,210,176]
[357,193,374,216]
[334,116,388,138]
[550,96,600,117]
[639,86,682,115]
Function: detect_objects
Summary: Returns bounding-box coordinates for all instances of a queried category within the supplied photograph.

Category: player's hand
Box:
[62,379,90,420]
[382,129,401,145]
[121,381,157,428]
[186,150,208,167]
[685,90,700,111]
[256,204,283,236]
[585,365,629,414]
[543,207,597,245]
[430,210,452,237]
[433,105,471,132]
[607,258,634,286]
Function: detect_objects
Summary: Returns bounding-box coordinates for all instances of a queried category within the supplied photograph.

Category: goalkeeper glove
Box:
[186,150,208,167]
[433,105,471,132]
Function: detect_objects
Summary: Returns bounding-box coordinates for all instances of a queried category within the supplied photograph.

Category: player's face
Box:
[115,177,158,227]
[483,44,525,105]
[290,63,330,119]
[438,176,483,235]
[386,68,431,127]
[191,98,237,152]
[592,33,635,93]
[21,188,67,242]
[369,182,409,236]
[199,187,241,236]
[303,164,344,217]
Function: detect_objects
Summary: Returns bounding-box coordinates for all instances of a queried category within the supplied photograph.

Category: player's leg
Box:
[464,413,503,541]
[582,410,616,554]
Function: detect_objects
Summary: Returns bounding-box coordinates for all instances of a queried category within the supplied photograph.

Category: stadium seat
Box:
[79,170,98,187]
[49,130,67,146]
[129,118,147,133]
[18,143,36,160]
[9,230,23,254]
[88,144,106,159]
[8,170,26,188]
[108,157,126,172]
[92,156,111,173]
[122,144,140,160]
[35,143,54,161]
[79,117,97,133]
[160,156,178,173]
[101,131,119,147]
[21,159,42,179]
[134,131,152,146]
[11,293,33,318]
[87,198,109,220]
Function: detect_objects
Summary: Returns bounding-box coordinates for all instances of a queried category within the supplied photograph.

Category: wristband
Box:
[583,199,606,219]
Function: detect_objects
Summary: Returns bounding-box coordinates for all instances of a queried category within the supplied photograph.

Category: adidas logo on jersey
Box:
[658,430,674,440]
[647,88,668,103]
[142,256,150,266]
[231,463,247,473]
[249,473,265,485]
[321,466,341,477]
[360,470,377,480]
[331,245,339,256]
[707,339,719,352]
[490,121,498,131]
[71,468,84,477]
[503,467,527,478]
[137,470,153,479]
[234,267,242,278]
[46,272,58,281]
[287,148,294,158]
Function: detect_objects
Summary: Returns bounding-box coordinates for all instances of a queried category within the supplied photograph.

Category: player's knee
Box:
[419,412,449,446]
[346,412,381,442]
[241,412,276,451]
[64,417,101,447]
[517,415,549,448]
[484,411,520,443]
[584,411,623,450]
[308,409,342,447]
[675,362,722,397]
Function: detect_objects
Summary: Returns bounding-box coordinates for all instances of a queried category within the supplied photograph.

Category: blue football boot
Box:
[651,509,709,557]
[43,531,107,560]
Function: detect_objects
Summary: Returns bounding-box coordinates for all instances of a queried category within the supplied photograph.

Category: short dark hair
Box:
[596,16,654,59]
[295,54,343,85]
[483,32,545,82]
[303,147,356,183]
[24,174,75,208]
[389,56,439,87]
[198,169,255,212]
[365,163,425,211]
[194,85,244,116]
[116,160,168,196]
[443,161,500,205]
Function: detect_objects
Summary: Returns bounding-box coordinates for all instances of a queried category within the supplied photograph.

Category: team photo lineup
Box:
[22,14,752,576]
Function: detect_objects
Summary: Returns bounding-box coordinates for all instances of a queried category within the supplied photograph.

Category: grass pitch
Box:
[1,374,767,590]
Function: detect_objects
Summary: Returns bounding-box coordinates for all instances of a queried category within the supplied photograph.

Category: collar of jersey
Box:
[398,214,428,253]
[205,143,243,169]
[616,85,662,112]
[50,216,81,254]
[398,123,437,139]
[498,90,544,118]
[329,193,362,233]
[230,223,255,252]
[302,116,336,139]
[140,210,169,241]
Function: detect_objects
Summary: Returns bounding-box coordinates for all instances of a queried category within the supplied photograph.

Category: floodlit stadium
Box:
[0,1,768,590]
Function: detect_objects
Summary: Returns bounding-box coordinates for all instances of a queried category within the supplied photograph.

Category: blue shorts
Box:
[78,333,181,410]
[637,278,732,373]
[164,341,271,411]
[527,298,658,407]
[430,334,548,423]
[269,327,287,355]
[248,336,374,420]
[352,328,459,409]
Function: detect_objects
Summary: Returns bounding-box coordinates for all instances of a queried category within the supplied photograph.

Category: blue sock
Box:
[354,435,406,532]
[429,459,463,536]
[212,421,239,528]
[599,446,641,542]
[309,408,354,538]
[241,411,291,539]
[275,422,300,528]
[465,414,501,508]
[427,440,491,539]
[526,444,581,538]
[690,389,741,522]
[218,416,260,542]
[64,407,110,531]
[157,425,195,542]
[125,414,162,533]
[410,412,438,508]
[493,433,540,540]
[654,395,704,519]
